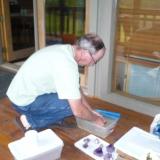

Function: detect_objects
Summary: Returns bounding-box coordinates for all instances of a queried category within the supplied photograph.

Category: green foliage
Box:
[46,0,85,7]
[45,0,85,36]
[46,0,59,6]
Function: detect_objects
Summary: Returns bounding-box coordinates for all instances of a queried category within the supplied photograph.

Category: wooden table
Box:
[0,97,153,160]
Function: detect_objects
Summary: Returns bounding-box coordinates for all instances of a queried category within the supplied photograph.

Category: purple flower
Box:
[103,153,112,160]
[104,144,115,160]
[82,138,90,148]
[93,144,103,157]
[106,144,115,153]
[82,143,88,148]
[94,138,100,144]
[83,138,90,143]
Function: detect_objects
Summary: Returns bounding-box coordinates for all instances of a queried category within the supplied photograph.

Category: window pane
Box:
[9,0,35,51]
[113,0,160,105]
[45,0,85,45]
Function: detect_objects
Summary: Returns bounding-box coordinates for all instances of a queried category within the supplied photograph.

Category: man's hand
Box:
[92,110,107,126]
[68,99,106,126]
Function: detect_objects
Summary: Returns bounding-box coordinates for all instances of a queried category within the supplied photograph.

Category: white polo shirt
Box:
[7,44,80,106]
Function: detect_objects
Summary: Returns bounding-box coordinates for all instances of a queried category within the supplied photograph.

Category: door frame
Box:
[33,0,45,50]
[0,0,35,62]
[0,0,3,63]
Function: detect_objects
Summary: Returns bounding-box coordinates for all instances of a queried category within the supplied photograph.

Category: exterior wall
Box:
[87,0,160,116]
[0,46,2,64]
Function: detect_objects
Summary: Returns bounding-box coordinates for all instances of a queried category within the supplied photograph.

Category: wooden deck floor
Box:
[0,97,153,160]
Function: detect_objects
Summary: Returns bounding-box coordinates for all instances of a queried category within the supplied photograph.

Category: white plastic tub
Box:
[76,110,120,138]
[8,129,64,160]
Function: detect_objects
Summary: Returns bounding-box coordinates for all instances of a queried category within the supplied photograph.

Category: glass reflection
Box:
[9,0,35,51]
[113,0,160,105]
[45,0,85,45]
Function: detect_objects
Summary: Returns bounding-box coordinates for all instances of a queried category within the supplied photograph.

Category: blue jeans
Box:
[11,93,73,129]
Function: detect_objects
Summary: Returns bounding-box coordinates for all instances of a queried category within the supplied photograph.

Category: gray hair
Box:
[75,33,105,54]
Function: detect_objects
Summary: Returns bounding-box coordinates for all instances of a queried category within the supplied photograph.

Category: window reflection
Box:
[45,0,85,45]
[113,0,160,105]
[9,0,35,51]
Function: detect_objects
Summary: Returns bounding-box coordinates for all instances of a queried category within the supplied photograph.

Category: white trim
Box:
[33,0,39,51]
[104,93,160,117]
[87,0,98,96]
[0,63,18,73]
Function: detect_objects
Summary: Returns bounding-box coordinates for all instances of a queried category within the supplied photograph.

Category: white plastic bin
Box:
[76,115,119,138]
[8,129,64,160]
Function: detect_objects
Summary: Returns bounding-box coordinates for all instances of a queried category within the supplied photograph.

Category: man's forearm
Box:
[80,88,93,111]
[68,98,96,121]
[68,97,106,126]
[75,103,96,121]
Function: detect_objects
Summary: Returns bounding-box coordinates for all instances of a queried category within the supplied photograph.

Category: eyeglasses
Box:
[88,51,97,65]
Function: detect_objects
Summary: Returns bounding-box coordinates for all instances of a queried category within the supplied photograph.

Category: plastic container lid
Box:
[8,129,64,160]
